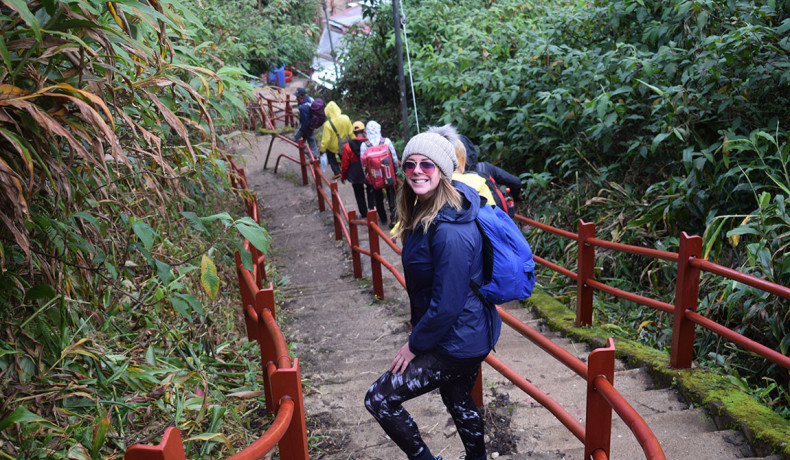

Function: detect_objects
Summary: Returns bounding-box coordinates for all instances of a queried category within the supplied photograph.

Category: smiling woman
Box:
[365,131,501,460]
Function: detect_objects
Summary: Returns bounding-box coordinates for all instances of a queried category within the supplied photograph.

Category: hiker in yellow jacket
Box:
[320,101,352,179]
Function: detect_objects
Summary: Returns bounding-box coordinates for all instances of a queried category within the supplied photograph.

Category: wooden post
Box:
[269,360,309,460]
[576,220,596,326]
[256,284,277,414]
[367,209,384,298]
[298,139,308,185]
[315,159,325,212]
[584,338,615,460]
[125,426,187,460]
[472,365,484,408]
[331,182,341,241]
[349,210,362,279]
[671,232,702,368]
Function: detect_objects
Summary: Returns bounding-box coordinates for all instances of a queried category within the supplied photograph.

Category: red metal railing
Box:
[516,216,790,372]
[256,98,665,459]
[125,160,308,459]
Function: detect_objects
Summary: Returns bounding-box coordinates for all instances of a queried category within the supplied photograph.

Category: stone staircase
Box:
[233,129,783,460]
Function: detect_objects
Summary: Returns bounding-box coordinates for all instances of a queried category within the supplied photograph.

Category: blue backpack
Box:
[473,202,535,305]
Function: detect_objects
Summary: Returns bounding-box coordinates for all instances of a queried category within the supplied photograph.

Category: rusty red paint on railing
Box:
[685,310,790,369]
[484,354,586,442]
[691,258,790,300]
[533,254,578,280]
[497,307,587,378]
[585,278,675,314]
[593,375,665,460]
[588,237,679,263]
[126,427,187,460]
[227,397,295,460]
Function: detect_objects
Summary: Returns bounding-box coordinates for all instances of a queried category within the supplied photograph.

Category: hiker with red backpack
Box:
[340,121,373,218]
[319,101,352,178]
[293,88,321,162]
[360,120,399,227]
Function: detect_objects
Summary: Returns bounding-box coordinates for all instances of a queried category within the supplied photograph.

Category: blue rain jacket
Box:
[402,181,501,359]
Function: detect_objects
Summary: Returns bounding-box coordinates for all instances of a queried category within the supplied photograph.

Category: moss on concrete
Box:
[525,285,790,459]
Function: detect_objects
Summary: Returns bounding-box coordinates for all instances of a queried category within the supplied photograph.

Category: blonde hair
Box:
[393,176,462,239]
[455,141,467,173]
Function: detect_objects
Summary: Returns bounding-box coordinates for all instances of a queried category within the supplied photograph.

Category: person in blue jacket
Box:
[293,88,319,161]
[365,131,501,460]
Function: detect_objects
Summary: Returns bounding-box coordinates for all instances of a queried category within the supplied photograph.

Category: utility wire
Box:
[398,2,420,133]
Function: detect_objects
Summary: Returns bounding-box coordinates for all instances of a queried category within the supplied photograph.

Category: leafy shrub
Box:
[337,0,790,415]
[192,0,320,77]
[0,0,273,456]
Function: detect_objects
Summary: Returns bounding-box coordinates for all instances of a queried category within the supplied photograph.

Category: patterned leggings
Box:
[364,351,486,460]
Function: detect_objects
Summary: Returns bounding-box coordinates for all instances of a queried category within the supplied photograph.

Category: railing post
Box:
[314,159,325,212]
[367,209,385,298]
[584,338,615,460]
[472,365,484,408]
[576,220,596,326]
[298,139,309,185]
[671,232,702,369]
[267,98,274,121]
[331,182,342,241]
[256,283,277,414]
[125,426,187,460]
[235,251,258,342]
[284,94,293,127]
[349,210,362,279]
[269,359,309,460]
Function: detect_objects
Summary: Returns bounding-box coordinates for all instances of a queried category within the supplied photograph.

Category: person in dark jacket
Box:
[340,121,371,217]
[460,133,522,202]
[365,132,500,460]
[293,88,319,161]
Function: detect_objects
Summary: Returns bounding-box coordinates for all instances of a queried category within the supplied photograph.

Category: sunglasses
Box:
[402,160,436,175]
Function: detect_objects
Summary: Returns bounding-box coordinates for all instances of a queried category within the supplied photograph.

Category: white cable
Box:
[398,1,420,133]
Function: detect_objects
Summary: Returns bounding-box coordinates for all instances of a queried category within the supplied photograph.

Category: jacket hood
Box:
[433,181,480,226]
[324,101,341,119]
[365,120,382,145]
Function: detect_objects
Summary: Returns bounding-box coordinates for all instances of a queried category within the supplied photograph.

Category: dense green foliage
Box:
[193,0,319,77]
[0,0,304,456]
[339,0,790,415]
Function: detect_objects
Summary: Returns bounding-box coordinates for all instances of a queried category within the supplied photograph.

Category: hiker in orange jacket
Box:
[340,121,372,217]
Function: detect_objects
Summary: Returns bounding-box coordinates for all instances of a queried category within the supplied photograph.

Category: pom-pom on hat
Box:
[402,132,457,180]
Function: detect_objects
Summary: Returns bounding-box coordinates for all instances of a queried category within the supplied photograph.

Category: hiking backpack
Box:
[472,202,535,305]
[328,119,348,156]
[362,140,396,190]
[309,98,326,130]
[429,201,535,305]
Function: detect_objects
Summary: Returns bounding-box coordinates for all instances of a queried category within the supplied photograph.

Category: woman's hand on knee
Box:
[389,342,416,374]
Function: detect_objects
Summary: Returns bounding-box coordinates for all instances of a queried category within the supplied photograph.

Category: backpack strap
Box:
[328,119,340,138]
